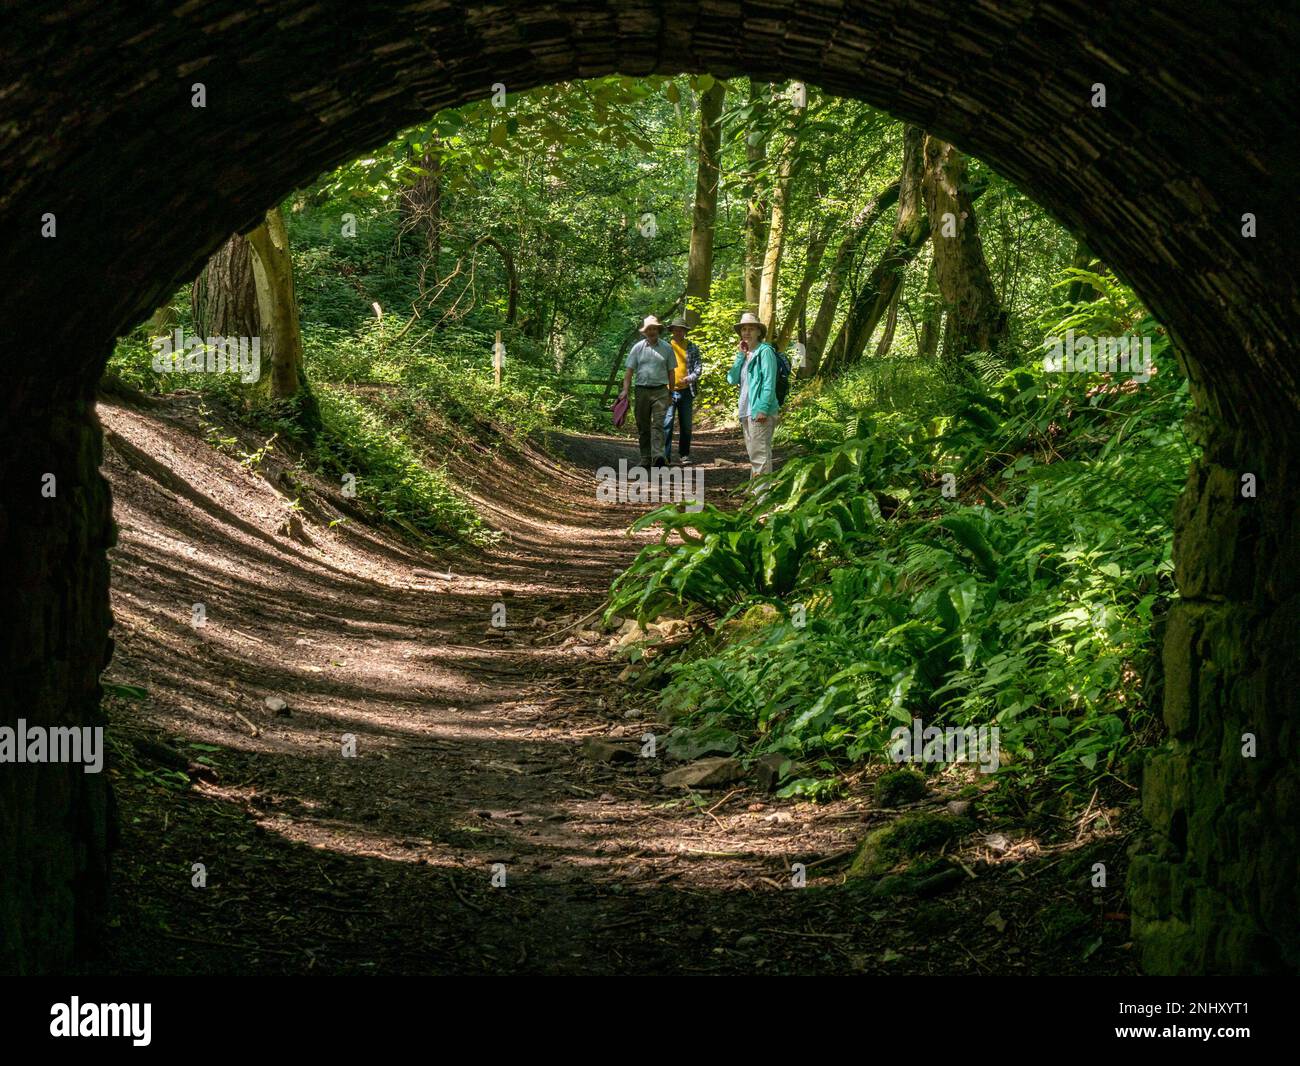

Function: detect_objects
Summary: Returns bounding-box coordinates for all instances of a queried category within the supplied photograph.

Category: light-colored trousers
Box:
[741,414,777,480]
[635,385,671,466]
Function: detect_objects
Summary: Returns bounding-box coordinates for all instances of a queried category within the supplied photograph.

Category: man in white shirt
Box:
[618,315,676,469]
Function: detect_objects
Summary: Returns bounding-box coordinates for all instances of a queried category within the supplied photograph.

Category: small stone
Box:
[983,833,1010,854]
[264,696,288,713]
[616,620,645,646]
[946,800,973,818]
[582,738,638,764]
[660,756,744,790]
[623,708,644,719]
[646,619,691,644]
[735,934,760,949]
[753,752,793,791]
[913,866,965,897]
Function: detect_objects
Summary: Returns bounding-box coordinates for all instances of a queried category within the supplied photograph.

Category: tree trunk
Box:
[823,125,927,373]
[922,134,1008,369]
[246,206,303,400]
[820,220,929,375]
[684,79,726,326]
[757,83,805,332]
[774,217,831,351]
[400,143,442,262]
[191,232,259,339]
[918,254,943,359]
[874,287,900,357]
[1066,236,1102,303]
[804,180,900,374]
[147,300,176,338]
[476,235,518,326]
[742,81,770,307]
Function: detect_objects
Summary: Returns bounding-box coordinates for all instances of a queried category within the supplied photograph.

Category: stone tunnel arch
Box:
[1,0,1296,974]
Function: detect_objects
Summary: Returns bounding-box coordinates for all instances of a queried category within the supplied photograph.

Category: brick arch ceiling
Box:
[4,0,1297,428]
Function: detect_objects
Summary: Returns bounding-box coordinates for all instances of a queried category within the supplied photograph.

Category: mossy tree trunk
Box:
[246,206,304,401]
[922,135,1008,370]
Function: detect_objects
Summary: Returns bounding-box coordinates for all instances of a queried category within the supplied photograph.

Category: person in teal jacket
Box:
[726,311,780,486]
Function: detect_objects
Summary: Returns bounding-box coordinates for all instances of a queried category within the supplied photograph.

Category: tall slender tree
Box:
[757,82,806,332]
[1065,236,1102,304]
[684,79,726,325]
[917,254,943,359]
[874,288,901,357]
[804,180,899,374]
[742,81,771,307]
[774,215,831,351]
[823,124,927,372]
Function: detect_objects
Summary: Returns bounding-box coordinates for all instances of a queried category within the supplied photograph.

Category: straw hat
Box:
[640,314,663,333]
[734,311,767,339]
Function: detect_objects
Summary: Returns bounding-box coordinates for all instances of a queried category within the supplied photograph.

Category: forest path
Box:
[90,394,1132,975]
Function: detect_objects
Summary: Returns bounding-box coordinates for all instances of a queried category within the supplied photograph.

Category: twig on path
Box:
[677,848,749,858]
[234,711,260,737]
[594,916,643,932]
[161,931,298,957]
[535,602,607,643]
[702,808,728,833]
[1075,787,1100,842]
[706,789,744,816]
[804,848,857,870]
[958,940,992,974]
[756,928,851,940]
[1020,856,1069,880]
[446,874,485,914]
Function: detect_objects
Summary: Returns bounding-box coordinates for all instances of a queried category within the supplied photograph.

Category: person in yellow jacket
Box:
[663,316,703,464]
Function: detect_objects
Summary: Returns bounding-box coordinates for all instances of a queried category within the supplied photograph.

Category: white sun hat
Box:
[734,311,767,339]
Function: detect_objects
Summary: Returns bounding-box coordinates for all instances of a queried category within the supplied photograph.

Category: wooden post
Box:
[493,330,503,387]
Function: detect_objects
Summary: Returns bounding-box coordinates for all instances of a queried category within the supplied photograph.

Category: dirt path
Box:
[90,394,1135,975]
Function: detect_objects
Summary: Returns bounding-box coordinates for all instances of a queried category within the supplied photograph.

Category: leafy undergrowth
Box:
[607,275,1192,813]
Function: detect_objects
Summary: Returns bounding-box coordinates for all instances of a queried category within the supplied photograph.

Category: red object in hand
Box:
[611,394,629,428]
[740,340,750,353]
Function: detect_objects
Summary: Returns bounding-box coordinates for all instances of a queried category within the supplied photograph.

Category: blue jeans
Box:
[663,389,693,460]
